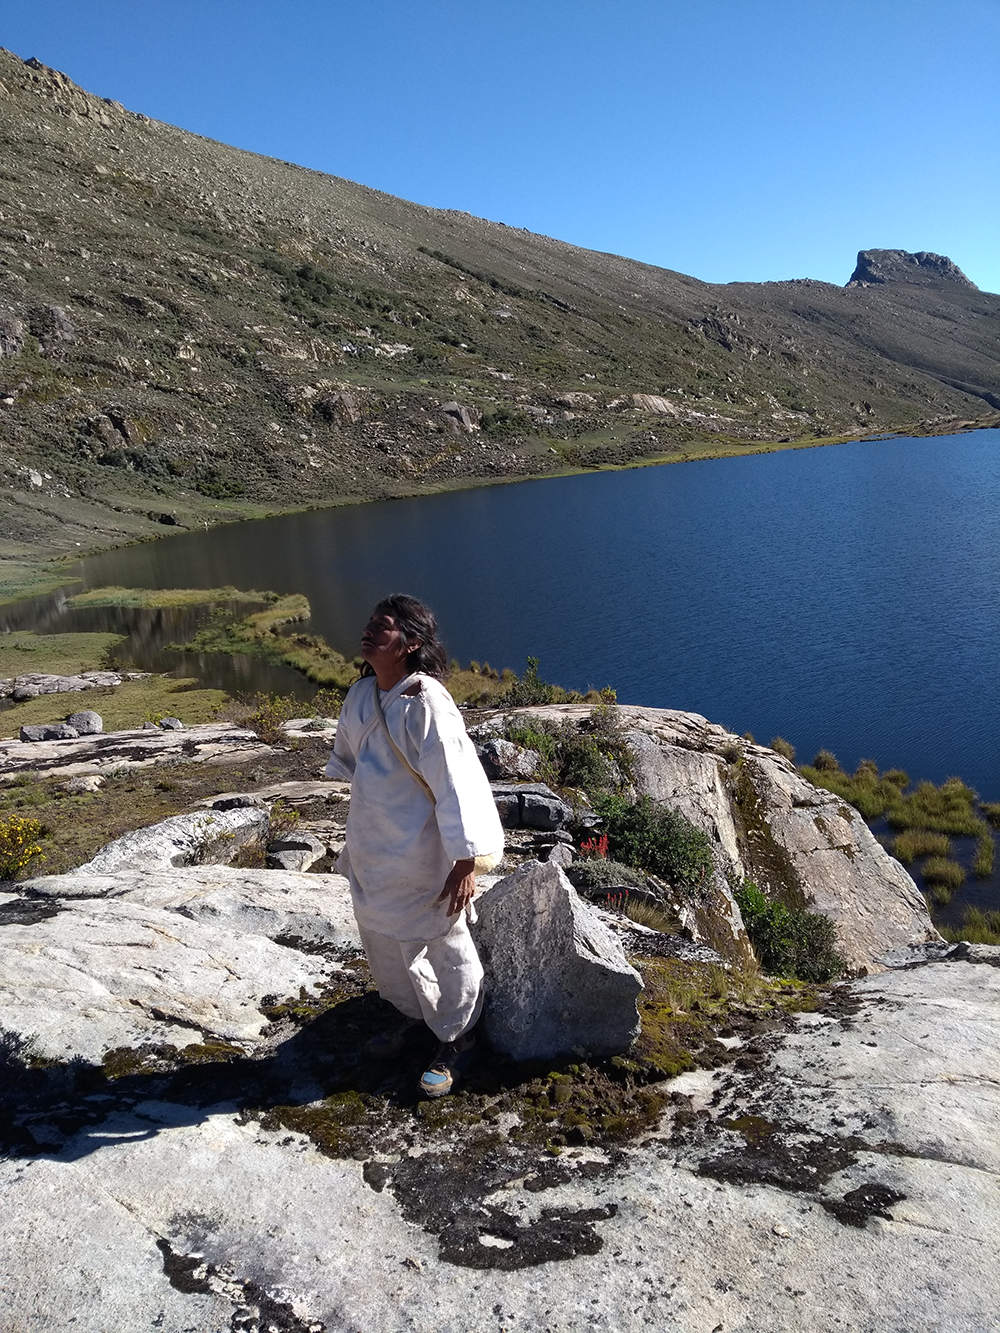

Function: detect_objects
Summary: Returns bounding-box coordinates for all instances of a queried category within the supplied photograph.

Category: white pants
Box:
[359,913,484,1044]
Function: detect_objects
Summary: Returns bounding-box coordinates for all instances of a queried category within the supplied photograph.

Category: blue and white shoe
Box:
[419,1031,477,1098]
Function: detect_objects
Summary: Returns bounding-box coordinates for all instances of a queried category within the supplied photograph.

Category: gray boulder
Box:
[12,684,40,701]
[212,794,267,811]
[472,860,642,1060]
[80,807,269,874]
[61,774,103,794]
[19,722,79,742]
[476,738,540,781]
[265,832,327,873]
[489,782,572,831]
[157,716,185,730]
[65,709,103,735]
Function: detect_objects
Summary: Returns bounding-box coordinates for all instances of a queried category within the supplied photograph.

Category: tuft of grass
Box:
[980,802,1000,830]
[801,755,989,839]
[972,830,995,879]
[940,906,1000,946]
[920,857,965,898]
[891,830,951,863]
[624,898,678,933]
[769,736,795,762]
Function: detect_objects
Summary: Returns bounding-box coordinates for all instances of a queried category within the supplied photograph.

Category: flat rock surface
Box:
[0,952,996,1331]
[0,722,272,782]
[2,867,357,1062]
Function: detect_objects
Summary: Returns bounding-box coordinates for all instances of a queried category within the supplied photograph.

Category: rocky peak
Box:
[847,248,977,289]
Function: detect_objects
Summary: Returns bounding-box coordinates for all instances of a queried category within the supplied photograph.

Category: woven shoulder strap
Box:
[370,679,436,806]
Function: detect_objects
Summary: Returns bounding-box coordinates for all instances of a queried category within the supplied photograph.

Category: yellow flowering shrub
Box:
[0,814,45,880]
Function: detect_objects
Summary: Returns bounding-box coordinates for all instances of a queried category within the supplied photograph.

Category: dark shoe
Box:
[363,1017,424,1059]
[419,1031,476,1098]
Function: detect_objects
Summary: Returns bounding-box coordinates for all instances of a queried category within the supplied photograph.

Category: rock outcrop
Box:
[473,860,643,1060]
[4,865,359,1061]
[847,248,977,289]
[516,705,936,973]
[0,721,270,783]
[78,806,269,873]
[0,926,994,1330]
[0,671,147,700]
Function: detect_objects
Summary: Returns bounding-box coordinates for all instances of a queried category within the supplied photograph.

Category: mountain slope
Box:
[0,48,997,598]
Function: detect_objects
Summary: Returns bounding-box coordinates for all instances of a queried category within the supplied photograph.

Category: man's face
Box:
[360,611,412,673]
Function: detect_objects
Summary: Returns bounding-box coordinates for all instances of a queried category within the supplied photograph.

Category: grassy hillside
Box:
[0,48,997,601]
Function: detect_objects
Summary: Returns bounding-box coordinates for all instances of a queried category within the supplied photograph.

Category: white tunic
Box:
[325,673,504,941]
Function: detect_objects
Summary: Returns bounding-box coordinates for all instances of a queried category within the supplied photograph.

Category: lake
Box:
[10,429,1000,802]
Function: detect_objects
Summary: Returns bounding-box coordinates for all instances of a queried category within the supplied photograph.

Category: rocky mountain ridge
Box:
[1,48,999,599]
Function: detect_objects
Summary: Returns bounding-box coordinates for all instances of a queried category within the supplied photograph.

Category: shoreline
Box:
[2,413,996,611]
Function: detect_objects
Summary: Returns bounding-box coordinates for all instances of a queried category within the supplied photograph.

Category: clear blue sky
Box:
[4,1,998,292]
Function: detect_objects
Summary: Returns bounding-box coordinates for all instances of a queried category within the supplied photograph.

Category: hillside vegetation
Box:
[1,48,998,601]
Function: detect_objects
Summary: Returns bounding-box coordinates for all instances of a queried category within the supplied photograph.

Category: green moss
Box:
[731,756,806,908]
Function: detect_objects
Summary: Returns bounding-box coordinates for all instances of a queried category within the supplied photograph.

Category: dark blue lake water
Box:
[58,428,1000,801]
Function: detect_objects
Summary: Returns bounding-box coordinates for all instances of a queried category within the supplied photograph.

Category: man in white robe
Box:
[325,595,503,1096]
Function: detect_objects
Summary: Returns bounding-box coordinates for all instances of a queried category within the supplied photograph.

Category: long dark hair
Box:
[359,593,448,681]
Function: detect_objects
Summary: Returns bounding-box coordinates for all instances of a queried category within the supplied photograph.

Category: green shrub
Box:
[980,802,1000,829]
[497,656,561,707]
[0,814,45,880]
[770,736,795,762]
[734,881,844,982]
[812,749,840,772]
[565,857,649,894]
[891,830,951,863]
[502,704,631,797]
[595,794,713,894]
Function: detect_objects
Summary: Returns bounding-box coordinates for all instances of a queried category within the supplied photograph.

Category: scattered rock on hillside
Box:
[79,807,269,873]
[266,832,327,872]
[473,859,643,1060]
[0,670,144,699]
[19,722,79,742]
[61,774,103,794]
[65,709,103,735]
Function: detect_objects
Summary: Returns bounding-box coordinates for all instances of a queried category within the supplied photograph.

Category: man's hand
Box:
[437,857,476,916]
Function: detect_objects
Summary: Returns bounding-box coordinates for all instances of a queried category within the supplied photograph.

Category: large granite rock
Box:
[19,722,79,742]
[516,705,937,973]
[0,935,994,1330]
[472,860,643,1060]
[266,831,327,872]
[4,866,358,1061]
[79,807,269,873]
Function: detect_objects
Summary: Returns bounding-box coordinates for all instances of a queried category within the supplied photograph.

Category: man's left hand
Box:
[438,858,476,916]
